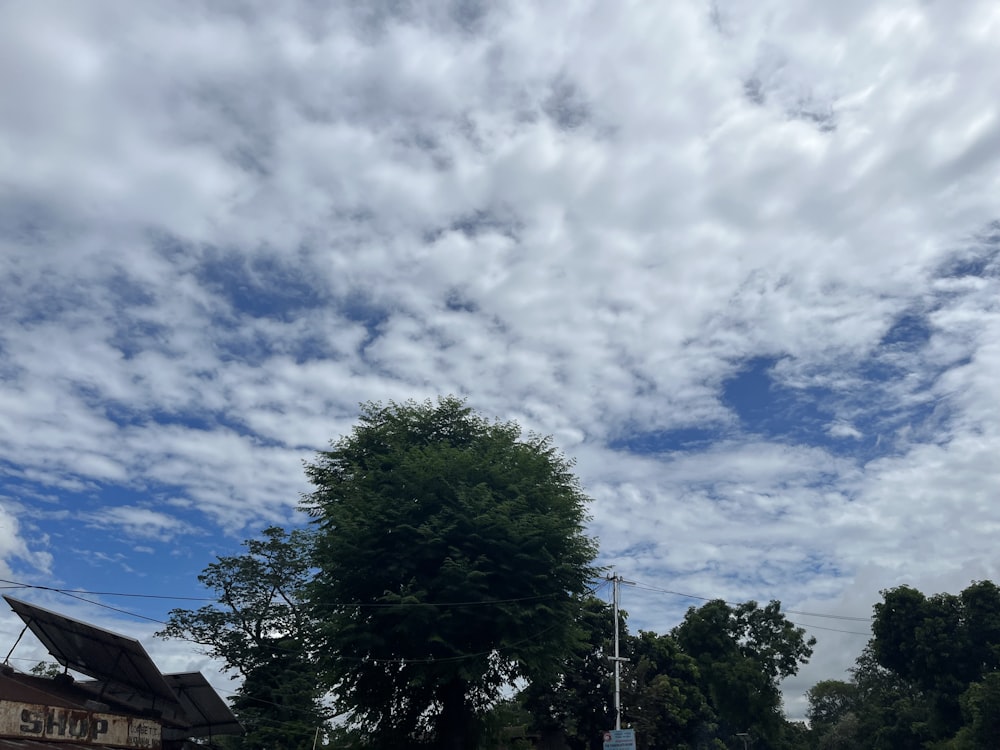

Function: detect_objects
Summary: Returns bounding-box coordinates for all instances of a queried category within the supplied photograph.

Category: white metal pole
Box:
[612,574,621,730]
[608,573,635,733]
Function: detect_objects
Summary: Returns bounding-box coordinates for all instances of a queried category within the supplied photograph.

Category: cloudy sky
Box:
[3,0,1000,721]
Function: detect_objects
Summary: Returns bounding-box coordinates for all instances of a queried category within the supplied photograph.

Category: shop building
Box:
[1,596,240,750]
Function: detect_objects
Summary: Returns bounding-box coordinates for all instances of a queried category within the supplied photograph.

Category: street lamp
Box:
[735,732,751,750]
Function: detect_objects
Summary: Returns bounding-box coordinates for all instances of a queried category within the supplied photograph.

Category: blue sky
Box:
[3,0,1000,719]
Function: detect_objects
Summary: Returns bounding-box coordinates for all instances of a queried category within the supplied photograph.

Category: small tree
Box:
[302,397,599,749]
[806,680,858,735]
[158,526,327,750]
[673,600,815,744]
[624,630,713,750]
[30,661,63,678]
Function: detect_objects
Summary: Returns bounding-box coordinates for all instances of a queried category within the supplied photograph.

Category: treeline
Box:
[506,579,1000,749]
[160,531,817,750]
[154,399,1000,749]
[515,596,815,749]
[806,580,1000,749]
[161,542,1000,750]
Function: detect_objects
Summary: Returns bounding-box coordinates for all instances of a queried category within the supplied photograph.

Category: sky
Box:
[2,0,1000,723]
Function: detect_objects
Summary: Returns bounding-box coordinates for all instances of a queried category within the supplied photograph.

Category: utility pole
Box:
[607,573,635,730]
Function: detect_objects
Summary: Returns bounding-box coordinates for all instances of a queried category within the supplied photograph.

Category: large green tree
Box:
[158,526,327,750]
[302,397,599,749]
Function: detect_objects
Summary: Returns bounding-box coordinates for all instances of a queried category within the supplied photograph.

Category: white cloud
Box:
[81,506,198,543]
[0,503,53,579]
[827,422,862,439]
[3,0,1000,722]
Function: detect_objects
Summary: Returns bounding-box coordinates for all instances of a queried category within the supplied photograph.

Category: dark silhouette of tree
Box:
[158,526,327,750]
[521,597,617,750]
[624,630,714,750]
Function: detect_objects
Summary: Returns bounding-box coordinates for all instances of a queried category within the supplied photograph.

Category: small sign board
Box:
[602,728,636,750]
[0,701,162,749]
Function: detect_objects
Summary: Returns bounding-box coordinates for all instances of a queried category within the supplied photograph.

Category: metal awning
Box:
[4,597,176,705]
[3,597,241,737]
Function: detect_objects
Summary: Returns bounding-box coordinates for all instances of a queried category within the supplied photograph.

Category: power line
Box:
[1,576,874,638]
[1,577,873,621]
[2,578,612,666]
[787,621,870,636]
[1,575,874,638]
[629,579,873,623]
[0,578,592,610]
[55,590,171,625]
[0,578,216,601]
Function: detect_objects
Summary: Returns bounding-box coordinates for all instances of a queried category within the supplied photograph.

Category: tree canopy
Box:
[520,596,618,750]
[157,526,327,750]
[674,599,815,743]
[806,580,1000,749]
[523,595,813,750]
[301,397,599,749]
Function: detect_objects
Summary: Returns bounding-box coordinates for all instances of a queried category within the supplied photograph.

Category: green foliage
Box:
[521,597,617,750]
[944,671,1000,748]
[159,526,316,673]
[806,680,858,735]
[158,526,327,750]
[624,630,713,750]
[800,580,1000,749]
[29,661,63,678]
[870,581,1000,742]
[873,582,1000,691]
[773,721,811,750]
[524,596,811,750]
[844,644,929,749]
[480,698,536,750]
[302,397,599,749]
[673,600,815,745]
[815,712,861,750]
[228,638,326,750]
[806,680,865,749]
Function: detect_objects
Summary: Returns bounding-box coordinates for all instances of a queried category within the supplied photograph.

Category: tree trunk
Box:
[437,678,473,750]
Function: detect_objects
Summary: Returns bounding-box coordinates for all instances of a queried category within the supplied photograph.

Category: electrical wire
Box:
[1,576,872,644]
[0,577,595,610]
[787,621,870,636]
[1,577,612,665]
[628,579,873,622]
[0,574,871,743]
[1,576,874,623]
